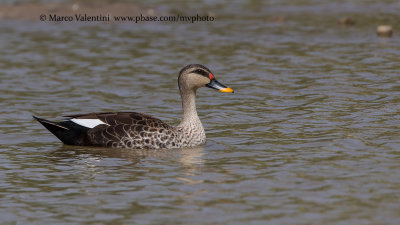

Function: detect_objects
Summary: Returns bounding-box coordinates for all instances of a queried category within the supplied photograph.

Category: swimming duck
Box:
[34,64,234,149]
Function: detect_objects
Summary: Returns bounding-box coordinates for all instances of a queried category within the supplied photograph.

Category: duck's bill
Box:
[206,79,234,93]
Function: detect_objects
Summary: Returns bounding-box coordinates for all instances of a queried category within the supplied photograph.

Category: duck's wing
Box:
[64,112,172,129]
[35,112,174,148]
[63,112,175,148]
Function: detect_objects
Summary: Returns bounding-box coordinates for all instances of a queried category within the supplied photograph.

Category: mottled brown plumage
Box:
[34,64,234,149]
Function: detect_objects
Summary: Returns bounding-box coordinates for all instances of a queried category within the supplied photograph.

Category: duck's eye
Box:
[194,69,208,76]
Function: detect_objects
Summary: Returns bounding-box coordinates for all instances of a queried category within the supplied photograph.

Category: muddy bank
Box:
[0,2,157,21]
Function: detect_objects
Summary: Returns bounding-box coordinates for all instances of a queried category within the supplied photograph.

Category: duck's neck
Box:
[178,89,202,128]
[175,83,206,146]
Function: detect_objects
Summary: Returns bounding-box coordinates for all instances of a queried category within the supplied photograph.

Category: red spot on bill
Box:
[209,73,215,80]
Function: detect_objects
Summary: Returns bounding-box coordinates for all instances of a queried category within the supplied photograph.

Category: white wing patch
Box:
[70,119,108,128]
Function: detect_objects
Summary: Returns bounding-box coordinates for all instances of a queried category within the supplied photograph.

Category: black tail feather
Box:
[33,115,90,145]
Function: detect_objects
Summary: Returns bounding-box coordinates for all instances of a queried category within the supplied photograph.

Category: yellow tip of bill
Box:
[219,87,234,93]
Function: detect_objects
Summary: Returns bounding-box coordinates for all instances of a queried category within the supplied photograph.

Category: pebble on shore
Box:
[376,25,393,37]
[337,17,356,26]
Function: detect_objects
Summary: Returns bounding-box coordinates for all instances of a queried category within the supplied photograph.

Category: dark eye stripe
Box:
[193,69,209,77]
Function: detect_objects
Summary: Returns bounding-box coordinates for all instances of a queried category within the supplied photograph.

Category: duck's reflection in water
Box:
[47,145,205,184]
[176,146,205,184]
[48,145,145,165]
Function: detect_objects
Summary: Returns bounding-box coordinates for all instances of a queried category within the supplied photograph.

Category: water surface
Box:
[1,1,400,224]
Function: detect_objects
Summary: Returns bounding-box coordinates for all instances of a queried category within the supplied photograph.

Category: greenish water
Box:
[1,1,400,224]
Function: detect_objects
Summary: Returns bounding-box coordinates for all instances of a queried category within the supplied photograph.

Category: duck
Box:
[33,64,234,149]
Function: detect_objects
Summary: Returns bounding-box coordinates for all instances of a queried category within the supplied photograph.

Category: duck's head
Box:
[178,64,234,93]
